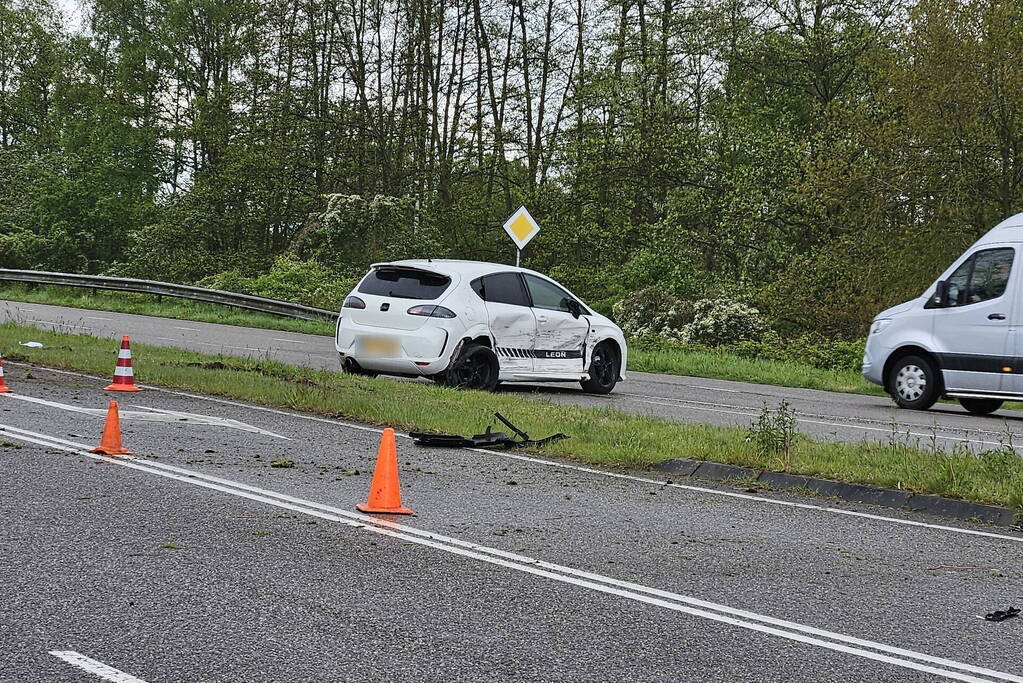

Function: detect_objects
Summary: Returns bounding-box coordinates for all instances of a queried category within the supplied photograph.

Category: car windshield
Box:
[358,267,451,300]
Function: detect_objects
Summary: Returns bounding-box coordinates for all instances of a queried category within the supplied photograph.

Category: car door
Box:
[933,246,1016,392]
[523,274,591,375]
[471,272,536,373]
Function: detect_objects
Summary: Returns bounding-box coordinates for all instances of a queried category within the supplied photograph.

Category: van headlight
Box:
[870,318,891,335]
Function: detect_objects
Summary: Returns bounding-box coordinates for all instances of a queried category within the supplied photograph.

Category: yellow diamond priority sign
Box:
[503,206,540,250]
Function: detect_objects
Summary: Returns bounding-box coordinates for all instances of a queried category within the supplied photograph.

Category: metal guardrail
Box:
[0,269,338,321]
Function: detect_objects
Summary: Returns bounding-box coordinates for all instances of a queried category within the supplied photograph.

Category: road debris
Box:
[981,607,1019,622]
[411,412,568,449]
[18,342,43,348]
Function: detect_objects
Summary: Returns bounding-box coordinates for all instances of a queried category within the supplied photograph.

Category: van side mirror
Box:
[929,280,950,308]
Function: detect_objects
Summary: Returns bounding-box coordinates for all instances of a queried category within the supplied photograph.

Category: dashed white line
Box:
[86,316,113,321]
[48,651,148,683]
[174,326,199,332]
[272,338,306,344]
[14,363,1023,543]
[12,428,1020,683]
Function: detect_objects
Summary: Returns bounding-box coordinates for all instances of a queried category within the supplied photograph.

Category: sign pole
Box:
[516,248,521,268]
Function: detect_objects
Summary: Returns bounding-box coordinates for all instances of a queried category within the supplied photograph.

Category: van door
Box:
[523,274,591,376]
[471,272,536,374]
[933,246,1016,393]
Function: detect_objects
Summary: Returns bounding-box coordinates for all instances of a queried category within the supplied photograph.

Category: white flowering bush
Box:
[612,288,694,340]
[684,298,766,346]
[614,291,765,347]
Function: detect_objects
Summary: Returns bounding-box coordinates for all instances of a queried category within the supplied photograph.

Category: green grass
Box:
[1,321,1020,511]
[0,284,336,336]
[628,346,882,396]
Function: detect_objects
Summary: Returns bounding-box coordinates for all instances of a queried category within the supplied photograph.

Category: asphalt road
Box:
[2,364,1023,681]
[4,300,1023,454]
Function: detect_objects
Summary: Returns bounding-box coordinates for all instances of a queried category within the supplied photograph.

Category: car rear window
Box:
[358,267,452,300]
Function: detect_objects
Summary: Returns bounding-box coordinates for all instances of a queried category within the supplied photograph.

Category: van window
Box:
[472,272,529,306]
[358,268,451,300]
[946,248,1014,306]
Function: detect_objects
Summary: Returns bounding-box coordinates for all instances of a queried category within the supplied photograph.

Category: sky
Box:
[53,0,86,33]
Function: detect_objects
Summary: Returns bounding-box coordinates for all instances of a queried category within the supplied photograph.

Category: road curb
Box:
[655,458,1019,527]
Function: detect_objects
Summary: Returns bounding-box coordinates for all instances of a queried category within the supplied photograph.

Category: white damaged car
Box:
[335,260,627,393]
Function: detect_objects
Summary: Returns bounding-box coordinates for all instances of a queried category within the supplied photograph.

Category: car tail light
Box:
[343,296,366,309]
[407,304,456,318]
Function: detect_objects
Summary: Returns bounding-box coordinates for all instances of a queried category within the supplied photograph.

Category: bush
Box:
[685,298,766,346]
[200,256,357,310]
[612,287,695,339]
[614,291,765,347]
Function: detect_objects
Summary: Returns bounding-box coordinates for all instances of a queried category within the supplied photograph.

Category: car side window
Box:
[476,272,530,306]
[524,274,581,313]
[946,248,1014,307]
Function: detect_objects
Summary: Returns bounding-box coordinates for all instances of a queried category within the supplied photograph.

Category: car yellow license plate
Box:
[359,336,400,357]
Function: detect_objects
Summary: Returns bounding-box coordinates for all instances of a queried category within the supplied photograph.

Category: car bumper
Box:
[337,321,452,376]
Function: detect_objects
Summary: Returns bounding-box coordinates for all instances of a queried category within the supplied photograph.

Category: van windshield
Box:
[358,267,452,300]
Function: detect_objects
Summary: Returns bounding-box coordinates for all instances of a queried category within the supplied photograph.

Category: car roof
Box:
[369,259,554,281]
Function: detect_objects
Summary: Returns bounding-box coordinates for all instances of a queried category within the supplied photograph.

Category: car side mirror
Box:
[567,299,582,319]
[930,280,950,308]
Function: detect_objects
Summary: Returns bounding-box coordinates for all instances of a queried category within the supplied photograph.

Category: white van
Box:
[864,213,1023,413]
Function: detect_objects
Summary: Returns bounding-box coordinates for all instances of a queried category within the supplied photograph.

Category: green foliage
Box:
[614,292,765,347]
[727,333,865,372]
[200,256,356,310]
[7,0,1023,347]
[746,400,799,470]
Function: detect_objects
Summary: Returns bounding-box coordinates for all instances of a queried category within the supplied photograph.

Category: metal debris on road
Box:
[982,607,1019,622]
[411,412,568,449]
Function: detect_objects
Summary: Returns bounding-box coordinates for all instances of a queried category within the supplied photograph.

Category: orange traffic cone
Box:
[357,428,412,514]
[0,357,11,393]
[89,401,132,456]
[105,335,142,392]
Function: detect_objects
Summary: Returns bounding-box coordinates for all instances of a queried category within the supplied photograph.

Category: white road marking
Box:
[154,337,176,342]
[0,393,289,439]
[48,651,148,683]
[227,345,262,352]
[86,316,113,321]
[174,326,199,332]
[272,338,306,344]
[9,429,1019,682]
[14,363,1023,543]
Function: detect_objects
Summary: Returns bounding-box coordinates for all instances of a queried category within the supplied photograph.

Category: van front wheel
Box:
[887,354,939,410]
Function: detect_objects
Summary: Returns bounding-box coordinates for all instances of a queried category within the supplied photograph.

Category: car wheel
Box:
[958,397,1003,415]
[445,343,499,391]
[581,342,619,394]
[887,354,939,410]
[341,357,377,378]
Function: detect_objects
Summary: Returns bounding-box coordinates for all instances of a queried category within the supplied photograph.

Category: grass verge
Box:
[628,345,882,396]
[1,321,1020,511]
[0,284,336,336]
